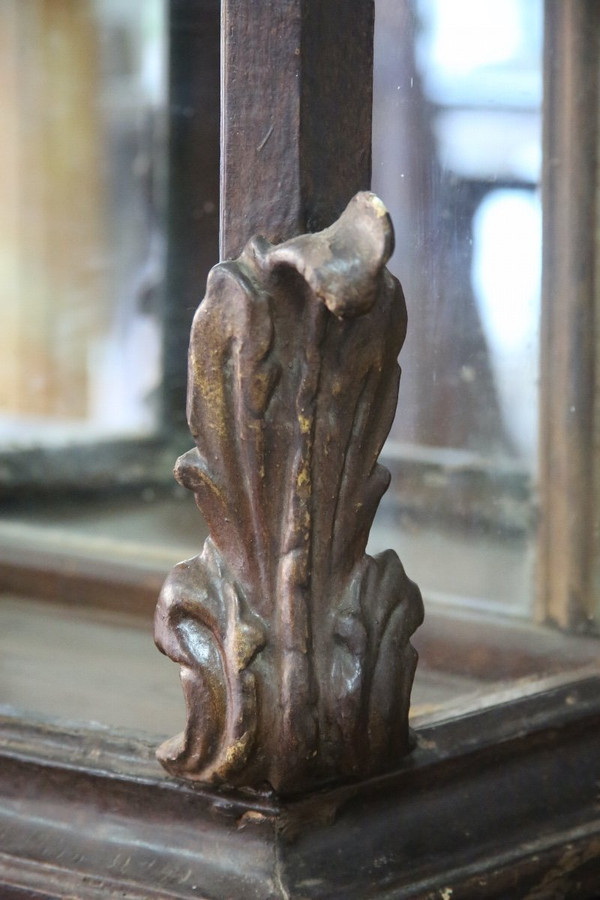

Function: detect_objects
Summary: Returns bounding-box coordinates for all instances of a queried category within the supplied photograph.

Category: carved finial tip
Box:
[355,190,388,218]
[343,191,395,268]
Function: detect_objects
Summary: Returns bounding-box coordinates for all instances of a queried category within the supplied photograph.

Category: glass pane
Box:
[0,0,167,447]
[371,0,542,618]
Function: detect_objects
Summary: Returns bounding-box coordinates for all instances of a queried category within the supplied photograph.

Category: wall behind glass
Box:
[0,0,166,447]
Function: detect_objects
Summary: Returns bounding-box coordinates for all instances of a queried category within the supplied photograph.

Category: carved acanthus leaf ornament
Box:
[155,192,424,794]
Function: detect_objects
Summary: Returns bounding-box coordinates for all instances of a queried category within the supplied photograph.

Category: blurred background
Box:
[0,0,166,444]
[375,0,541,465]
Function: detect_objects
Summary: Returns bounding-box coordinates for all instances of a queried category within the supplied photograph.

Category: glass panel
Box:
[0,0,167,447]
[371,0,542,617]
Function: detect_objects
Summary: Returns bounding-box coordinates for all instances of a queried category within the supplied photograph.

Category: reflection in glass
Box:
[0,0,166,446]
[372,0,542,616]
[472,189,541,465]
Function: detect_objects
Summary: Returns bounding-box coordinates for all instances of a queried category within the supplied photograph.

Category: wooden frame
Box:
[538,0,600,632]
[2,673,599,898]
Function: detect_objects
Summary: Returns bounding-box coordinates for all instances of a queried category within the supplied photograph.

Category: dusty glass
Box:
[371,0,542,618]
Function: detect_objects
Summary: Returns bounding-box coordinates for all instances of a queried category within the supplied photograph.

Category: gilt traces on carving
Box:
[154,192,424,793]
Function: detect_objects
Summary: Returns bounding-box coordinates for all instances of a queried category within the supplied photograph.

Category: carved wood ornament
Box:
[155,192,423,794]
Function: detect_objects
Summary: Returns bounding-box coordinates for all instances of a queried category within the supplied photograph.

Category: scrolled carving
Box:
[155,192,424,793]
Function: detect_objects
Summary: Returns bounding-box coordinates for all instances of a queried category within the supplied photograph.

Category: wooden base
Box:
[1,674,600,899]
[1,499,599,897]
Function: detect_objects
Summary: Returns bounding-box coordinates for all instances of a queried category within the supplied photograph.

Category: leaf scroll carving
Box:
[154,192,424,793]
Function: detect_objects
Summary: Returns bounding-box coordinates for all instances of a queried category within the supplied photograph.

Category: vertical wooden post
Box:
[219,0,374,259]
[538,1,600,632]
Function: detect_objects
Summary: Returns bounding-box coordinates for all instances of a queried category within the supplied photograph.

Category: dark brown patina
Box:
[154,192,423,793]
